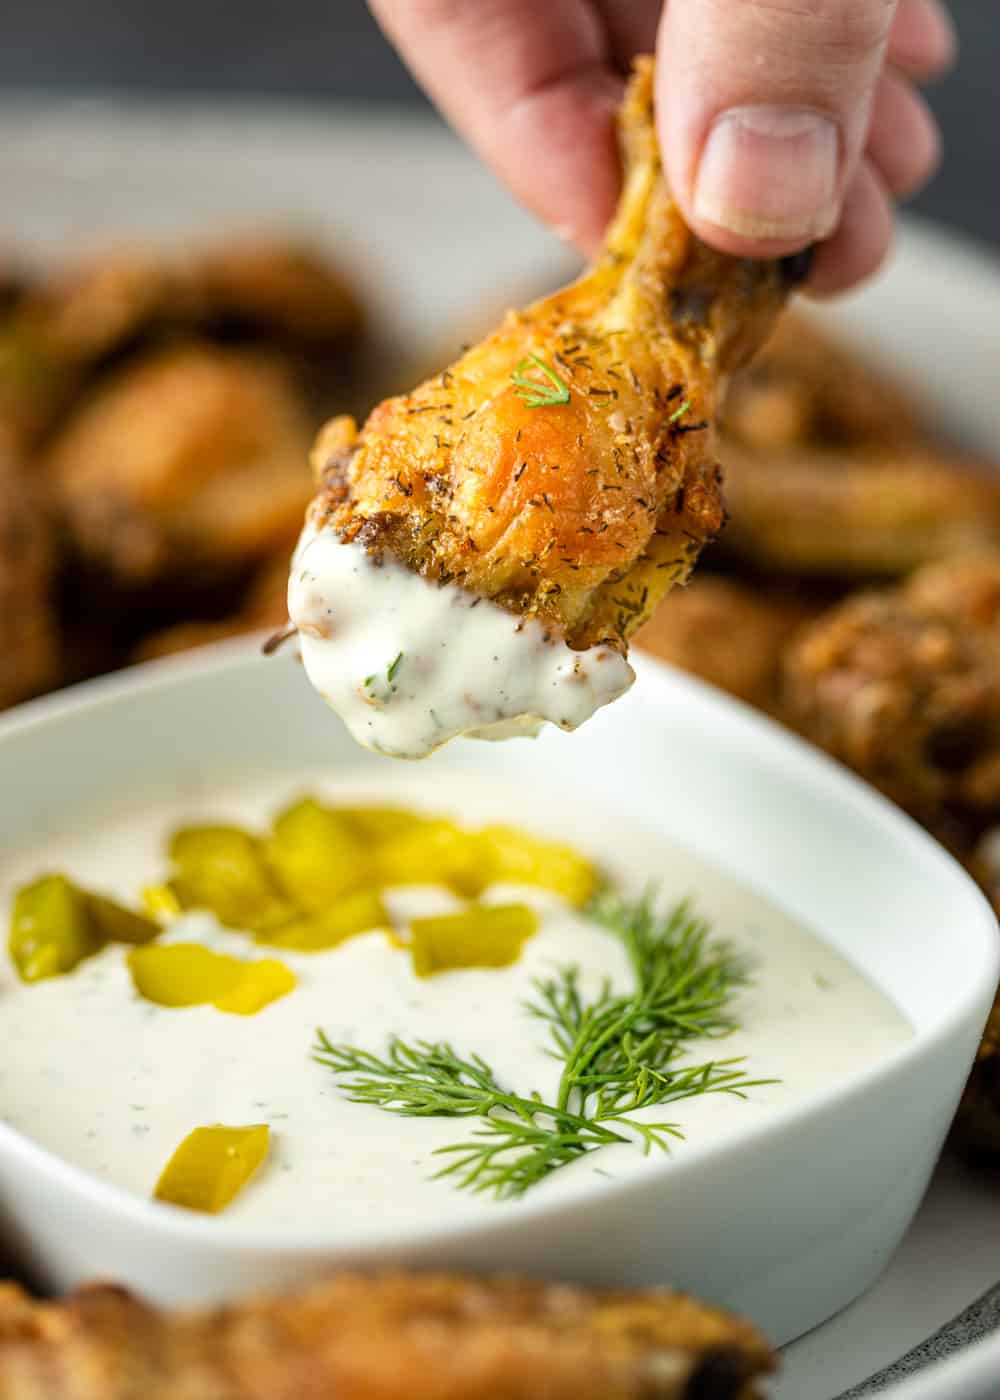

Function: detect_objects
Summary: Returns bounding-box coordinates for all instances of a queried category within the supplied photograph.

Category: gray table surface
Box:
[0,0,997,254]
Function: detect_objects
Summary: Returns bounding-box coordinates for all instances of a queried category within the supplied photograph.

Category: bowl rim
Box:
[0,641,996,1256]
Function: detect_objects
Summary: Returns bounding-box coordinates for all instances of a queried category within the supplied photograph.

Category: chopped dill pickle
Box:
[339,804,434,842]
[127,943,295,1014]
[128,943,242,1006]
[479,825,598,907]
[170,825,294,933]
[154,1123,270,1213]
[143,883,183,924]
[410,902,539,978]
[9,875,102,982]
[376,820,489,897]
[213,959,297,1014]
[264,798,368,910]
[262,889,389,952]
[84,893,159,945]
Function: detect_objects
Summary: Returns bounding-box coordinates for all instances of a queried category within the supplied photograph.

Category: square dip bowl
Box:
[0,644,995,1348]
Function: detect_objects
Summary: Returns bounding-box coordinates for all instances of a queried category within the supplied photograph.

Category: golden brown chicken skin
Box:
[303,58,796,657]
[781,556,1000,842]
[0,1273,774,1400]
[719,447,1000,580]
[46,344,314,584]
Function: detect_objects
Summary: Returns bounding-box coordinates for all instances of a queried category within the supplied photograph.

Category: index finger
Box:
[369,0,624,250]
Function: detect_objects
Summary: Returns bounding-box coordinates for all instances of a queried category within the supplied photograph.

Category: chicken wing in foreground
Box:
[289,57,800,758]
[0,1273,774,1400]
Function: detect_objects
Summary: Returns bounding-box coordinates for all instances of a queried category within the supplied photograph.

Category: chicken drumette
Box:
[0,1272,774,1400]
[290,58,801,757]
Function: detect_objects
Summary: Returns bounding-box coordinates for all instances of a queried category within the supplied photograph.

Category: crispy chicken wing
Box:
[289,58,798,757]
[719,446,1000,579]
[46,345,314,584]
[0,1273,774,1400]
[781,555,1000,842]
[0,443,58,711]
[635,575,815,711]
[721,311,922,455]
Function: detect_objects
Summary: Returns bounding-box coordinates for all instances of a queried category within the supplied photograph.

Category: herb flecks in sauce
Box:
[315,895,775,1199]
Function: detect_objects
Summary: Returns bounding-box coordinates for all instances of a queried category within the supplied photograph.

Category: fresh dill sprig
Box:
[511,354,571,408]
[364,652,405,697]
[314,896,774,1200]
[668,397,692,425]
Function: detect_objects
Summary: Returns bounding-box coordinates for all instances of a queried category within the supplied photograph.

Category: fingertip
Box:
[803,160,894,297]
[866,74,942,201]
[889,0,958,81]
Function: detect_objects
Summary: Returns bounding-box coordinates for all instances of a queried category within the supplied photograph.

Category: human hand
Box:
[369,0,955,294]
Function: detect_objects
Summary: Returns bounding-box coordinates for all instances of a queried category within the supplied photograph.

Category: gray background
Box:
[0,0,996,252]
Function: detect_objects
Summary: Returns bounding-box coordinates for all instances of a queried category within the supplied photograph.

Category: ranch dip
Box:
[0,770,911,1236]
[288,525,634,758]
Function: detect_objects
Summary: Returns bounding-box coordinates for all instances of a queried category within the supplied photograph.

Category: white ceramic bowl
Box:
[0,646,995,1346]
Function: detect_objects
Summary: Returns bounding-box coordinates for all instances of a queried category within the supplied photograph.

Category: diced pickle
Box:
[376,820,490,898]
[170,826,294,933]
[9,875,102,983]
[127,943,295,1014]
[264,798,368,910]
[84,893,159,945]
[339,804,435,842]
[154,1124,270,1213]
[410,902,539,978]
[128,943,241,1006]
[262,889,389,952]
[213,959,297,1015]
[479,824,598,907]
[143,883,183,924]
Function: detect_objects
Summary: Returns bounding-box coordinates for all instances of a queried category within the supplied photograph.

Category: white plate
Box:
[3,95,1000,1398]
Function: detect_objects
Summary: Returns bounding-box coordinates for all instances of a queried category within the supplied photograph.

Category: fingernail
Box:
[693,107,839,242]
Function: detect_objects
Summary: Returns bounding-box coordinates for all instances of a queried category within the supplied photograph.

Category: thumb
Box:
[656,0,896,255]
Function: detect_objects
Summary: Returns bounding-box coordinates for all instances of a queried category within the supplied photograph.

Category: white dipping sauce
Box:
[288,525,635,758]
[0,771,911,1236]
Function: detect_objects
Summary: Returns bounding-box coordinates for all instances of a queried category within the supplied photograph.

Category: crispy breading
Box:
[780,555,1000,840]
[0,440,58,710]
[635,575,814,710]
[719,446,1000,579]
[46,345,314,584]
[0,1273,774,1400]
[304,59,796,655]
[721,311,923,455]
